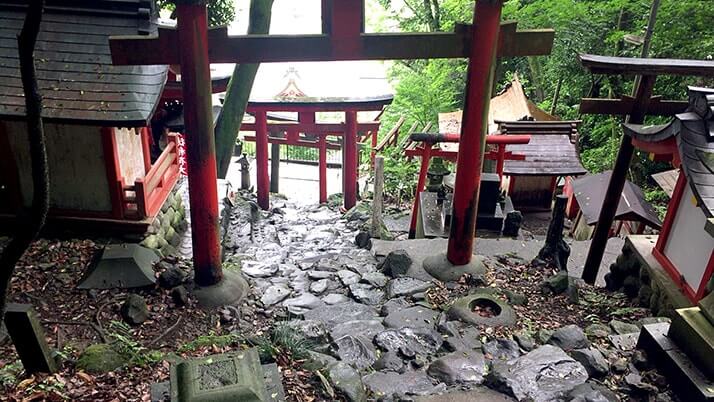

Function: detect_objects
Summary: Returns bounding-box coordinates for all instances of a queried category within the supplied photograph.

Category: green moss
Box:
[77,344,129,373]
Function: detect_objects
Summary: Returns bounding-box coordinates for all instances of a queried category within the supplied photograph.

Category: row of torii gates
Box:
[109,0,556,303]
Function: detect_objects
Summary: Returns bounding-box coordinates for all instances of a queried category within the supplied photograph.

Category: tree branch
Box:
[0,0,48,322]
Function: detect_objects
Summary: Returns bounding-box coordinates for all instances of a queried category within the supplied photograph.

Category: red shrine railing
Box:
[121,134,181,220]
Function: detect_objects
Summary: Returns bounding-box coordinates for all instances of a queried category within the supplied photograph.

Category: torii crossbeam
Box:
[109,0,554,304]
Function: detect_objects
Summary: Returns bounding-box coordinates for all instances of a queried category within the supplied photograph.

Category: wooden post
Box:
[409,144,433,238]
[4,304,57,374]
[319,134,327,203]
[270,142,280,193]
[372,156,384,237]
[582,75,656,283]
[344,110,358,209]
[176,2,222,286]
[446,0,504,265]
[371,130,377,167]
[255,109,269,210]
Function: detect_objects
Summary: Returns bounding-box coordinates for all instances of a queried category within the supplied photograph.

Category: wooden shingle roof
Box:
[623,87,714,218]
[497,120,587,176]
[0,0,168,126]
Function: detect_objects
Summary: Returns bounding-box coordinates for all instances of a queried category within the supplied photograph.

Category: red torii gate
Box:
[109,0,553,302]
[239,96,392,209]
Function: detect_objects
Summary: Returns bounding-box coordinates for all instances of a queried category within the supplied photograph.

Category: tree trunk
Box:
[0,0,48,322]
[214,0,274,179]
[536,195,570,271]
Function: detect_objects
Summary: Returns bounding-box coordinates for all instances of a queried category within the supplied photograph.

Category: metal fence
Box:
[241,141,343,167]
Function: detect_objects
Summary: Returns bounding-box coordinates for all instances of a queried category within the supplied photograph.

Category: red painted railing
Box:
[122,134,180,220]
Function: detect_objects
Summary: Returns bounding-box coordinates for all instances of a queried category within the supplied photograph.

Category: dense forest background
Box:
[374,0,714,212]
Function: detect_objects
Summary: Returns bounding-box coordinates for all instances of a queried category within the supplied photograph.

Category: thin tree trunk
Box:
[0,0,48,322]
[214,0,274,178]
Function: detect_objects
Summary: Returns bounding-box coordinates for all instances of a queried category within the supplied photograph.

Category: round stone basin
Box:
[447,293,516,327]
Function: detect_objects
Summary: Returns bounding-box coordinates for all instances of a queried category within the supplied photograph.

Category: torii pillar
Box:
[422,0,504,281]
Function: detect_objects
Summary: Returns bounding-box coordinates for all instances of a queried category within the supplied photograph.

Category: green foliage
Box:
[107,321,163,366]
[178,332,241,353]
[0,361,23,388]
[254,325,312,362]
[156,0,236,27]
[644,185,669,220]
[382,146,420,205]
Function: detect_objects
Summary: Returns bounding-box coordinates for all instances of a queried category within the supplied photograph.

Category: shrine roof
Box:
[246,94,393,112]
[571,170,662,229]
[498,120,588,176]
[0,0,168,126]
[623,87,714,218]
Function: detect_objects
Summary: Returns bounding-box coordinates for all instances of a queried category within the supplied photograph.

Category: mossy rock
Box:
[171,211,184,229]
[141,234,159,250]
[77,344,129,373]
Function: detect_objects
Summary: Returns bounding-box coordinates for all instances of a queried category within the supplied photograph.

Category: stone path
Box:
[216,197,651,401]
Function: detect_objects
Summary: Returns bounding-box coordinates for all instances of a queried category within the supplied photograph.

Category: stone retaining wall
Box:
[141,189,188,257]
[604,235,691,317]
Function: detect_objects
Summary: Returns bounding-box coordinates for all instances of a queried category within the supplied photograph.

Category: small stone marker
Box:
[170,348,268,402]
[4,303,57,374]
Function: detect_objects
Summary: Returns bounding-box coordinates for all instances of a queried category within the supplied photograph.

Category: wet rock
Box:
[349,283,385,305]
[331,320,385,343]
[380,297,412,316]
[322,293,350,305]
[309,279,329,295]
[503,211,523,237]
[373,351,405,373]
[157,266,187,289]
[486,345,589,402]
[307,270,333,280]
[440,321,482,352]
[374,327,443,358]
[281,320,330,345]
[387,277,432,299]
[584,323,612,339]
[548,325,589,351]
[334,335,378,370]
[383,306,439,330]
[242,262,279,278]
[504,289,528,306]
[570,348,609,378]
[609,319,639,335]
[427,350,487,385]
[337,270,361,286]
[483,339,521,361]
[379,250,412,278]
[362,371,443,400]
[354,231,372,249]
[328,362,367,402]
[361,272,389,288]
[261,284,291,306]
[536,329,553,344]
[514,332,536,352]
[625,373,659,395]
[120,294,149,325]
[170,286,189,306]
[282,293,325,315]
[303,302,379,327]
[567,382,619,402]
[540,271,569,295]
[608,333,639,351]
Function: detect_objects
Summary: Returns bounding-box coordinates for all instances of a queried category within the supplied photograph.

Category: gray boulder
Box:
[540,271,569,295]
[281,320,330,345]
[486,345,589,402]
[567,382,619,402]
[439,321,482,352]
[373,351,405,373]
[334,335,378,370]
[328,362,367,402]
[374,327,443,358]
[331,320,385,342]
[349,283,385,305]
[548,325,590,351]
[609,319,639,335]
[427,350,488,385]
[570,348,609,378]
[322,293,350,305]
[379,250,412,278]
[483,339,521,361]
[361,272,389,288]
[387,277,432,298]
[337,270,361,286]
[261,284,291,306]
[303,302,379,327]
[362,371,443,400]
[120,294,149,325]
[380,297,412,316]
[282,293,325,315]
[383,305,440,330]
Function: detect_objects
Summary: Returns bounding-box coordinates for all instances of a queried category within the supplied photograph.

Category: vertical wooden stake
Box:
[372,156,384,238]
[255,109,269,210]
[319,135,327,203]
[344,110,358,209]
[270,142,280,194]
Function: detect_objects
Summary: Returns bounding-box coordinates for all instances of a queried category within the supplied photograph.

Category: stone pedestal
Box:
[170,348,268,402]
[77,244,158,289]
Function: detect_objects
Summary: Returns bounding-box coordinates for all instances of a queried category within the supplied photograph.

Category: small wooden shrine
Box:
[0,0,179,233]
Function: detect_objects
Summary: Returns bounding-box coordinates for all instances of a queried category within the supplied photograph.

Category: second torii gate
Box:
[109,0,554,303]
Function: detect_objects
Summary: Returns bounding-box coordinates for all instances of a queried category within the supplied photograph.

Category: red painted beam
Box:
[447,0,504,266]
[319,135,328,203]
[176,3,223,286]
[255,110,270,210]
[344,111,358,209]
[240,122,381,134]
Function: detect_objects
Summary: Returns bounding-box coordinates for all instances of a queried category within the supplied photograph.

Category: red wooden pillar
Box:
[176,2,222,286]
[408,143,433,238]
[344,110,358,209]
[319,135,328,203]
[371,131,377,167]
[140,127,152,173]
[495,144,506,178]
[446,0,504,265]
[255,109,270,210]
